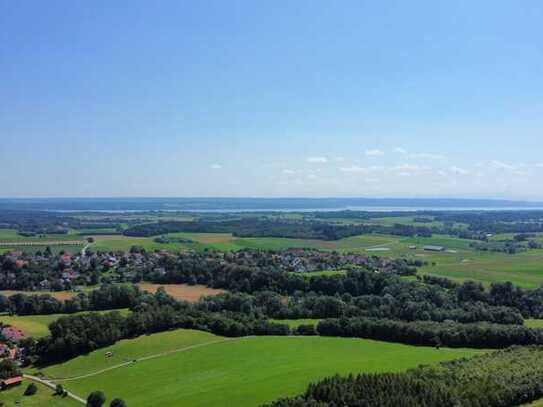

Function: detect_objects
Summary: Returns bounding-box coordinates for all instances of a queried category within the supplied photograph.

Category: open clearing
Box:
[1,309,130,338]
[39,329,481,407]
[525,319,543,328]
[0,290,77,301]
[137,283,225,302]
[270,319,321,328]
[0,380,79,407]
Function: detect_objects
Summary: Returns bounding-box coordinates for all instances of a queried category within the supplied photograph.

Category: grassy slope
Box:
[0,380,79,407]
[1,309,131,338]
[39,329,220,379]
[42,330,481,407]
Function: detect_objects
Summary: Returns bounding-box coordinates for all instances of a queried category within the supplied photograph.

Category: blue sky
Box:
[1,1,542,199]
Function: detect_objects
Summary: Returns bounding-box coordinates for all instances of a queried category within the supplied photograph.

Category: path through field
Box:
[50,338,234,381]
[23,374,86,405]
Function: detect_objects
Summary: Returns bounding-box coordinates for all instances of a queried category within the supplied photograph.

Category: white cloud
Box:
[366,178,380,184]
[307,174,318,180]
[394,147,407,154]
[210,164,222,169]
[536,163,543,168]
[449,166,469,175]
[410,152,444,160]
[339,166,382,174]
[282,169,296,175]
[307,156,328,163]
[393,164,420,172]
[490,160,516,170]
[334,156,346,162]
[365,149,385,157]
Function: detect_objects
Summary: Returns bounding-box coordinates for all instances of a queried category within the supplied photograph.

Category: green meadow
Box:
[1,309,131,338]
[525,319,543,329]
[0,380,79,407]
[41,329,481,407]
[270,319,321,328]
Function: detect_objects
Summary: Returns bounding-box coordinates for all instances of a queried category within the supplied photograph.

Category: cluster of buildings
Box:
[0,326,25,372]
[224,249,391,274]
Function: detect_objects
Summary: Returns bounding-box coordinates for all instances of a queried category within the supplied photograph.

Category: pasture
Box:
[525,319,543,329]
[0,290,78,301]
[41,329,481,407]
[1,309,131,338]
[270,319,321,328]
[0,228,86,255]
[137,283,225,302]
[0,380,79,407]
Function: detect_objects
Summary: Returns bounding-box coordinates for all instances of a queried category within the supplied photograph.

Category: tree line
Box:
[263,346,543,407]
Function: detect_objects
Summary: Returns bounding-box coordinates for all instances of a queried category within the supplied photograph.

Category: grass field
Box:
[525,319,543,328]
[1,309,131,338]
[270,319,321,328]
[39,329,482,407]
[0,290,79,301]
[0,380,79,407]
[0,228,86,255]
[137,283,225,302]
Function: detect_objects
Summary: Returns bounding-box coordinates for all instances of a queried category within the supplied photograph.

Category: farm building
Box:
[423,245,446,252]
[1,326,25,342]
[1,376,23,390]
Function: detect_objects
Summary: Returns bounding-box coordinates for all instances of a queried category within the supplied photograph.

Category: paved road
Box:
[23,374,86,404]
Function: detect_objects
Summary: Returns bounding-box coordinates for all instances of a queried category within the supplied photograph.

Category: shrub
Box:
[24,383,38,396]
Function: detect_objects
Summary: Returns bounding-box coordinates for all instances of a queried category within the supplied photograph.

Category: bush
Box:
[87,391,107,407]
[110,399,127,407]
[24,383,38,396]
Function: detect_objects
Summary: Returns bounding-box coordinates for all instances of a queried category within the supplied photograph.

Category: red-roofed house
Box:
[1,376,23,389]
[1,326,25,342]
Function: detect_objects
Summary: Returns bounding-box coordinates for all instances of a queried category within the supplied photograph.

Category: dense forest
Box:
[121,219,436,240]
[264,346,543,407]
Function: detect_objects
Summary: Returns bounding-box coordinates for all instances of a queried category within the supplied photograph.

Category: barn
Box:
[1,376,23,390]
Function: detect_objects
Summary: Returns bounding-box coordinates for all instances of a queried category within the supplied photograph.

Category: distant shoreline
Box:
[1,197,543,213]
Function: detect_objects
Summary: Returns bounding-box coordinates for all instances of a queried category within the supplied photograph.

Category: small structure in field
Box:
[1,376,23,390]
[423,245,446,252]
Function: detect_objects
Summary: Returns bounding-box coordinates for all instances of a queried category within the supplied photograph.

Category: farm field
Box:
[525,319,543,328]
[1,309,131,338]
[0,229,86,255]
[3,225,543,288]
[270,319,321,328]
[137,283,225,302]
[89,232,543,288]
[0,289,79,301]
[41,329,481,407]
[0,380,79,407]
